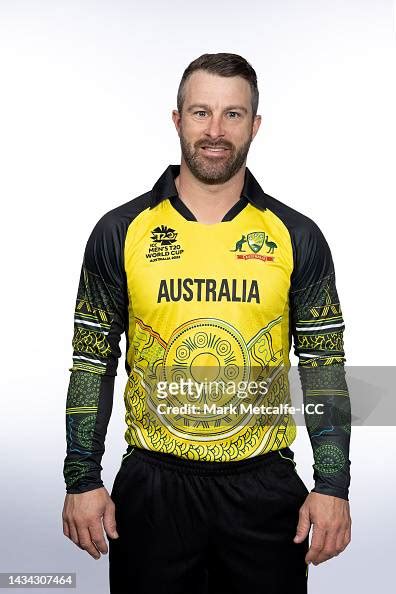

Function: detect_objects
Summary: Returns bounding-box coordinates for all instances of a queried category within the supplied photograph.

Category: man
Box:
[62,53,352,594]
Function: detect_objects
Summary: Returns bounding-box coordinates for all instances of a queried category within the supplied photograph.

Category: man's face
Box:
[172,70,261,185]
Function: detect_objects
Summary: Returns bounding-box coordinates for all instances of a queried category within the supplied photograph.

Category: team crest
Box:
[247,232,265,253]
[230,230,277,262]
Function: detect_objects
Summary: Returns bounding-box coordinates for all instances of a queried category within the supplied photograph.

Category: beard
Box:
[179,127,253,185]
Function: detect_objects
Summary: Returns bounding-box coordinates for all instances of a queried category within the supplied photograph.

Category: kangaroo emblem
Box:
[230,235,247,252]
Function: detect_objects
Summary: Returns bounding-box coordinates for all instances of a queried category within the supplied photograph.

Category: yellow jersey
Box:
[64,164,351,499]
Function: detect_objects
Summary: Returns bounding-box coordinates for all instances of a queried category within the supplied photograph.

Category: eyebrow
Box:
[187,104,248,114]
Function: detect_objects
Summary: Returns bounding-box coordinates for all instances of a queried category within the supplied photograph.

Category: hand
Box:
[293,492,351,565]
[62,487,119,560]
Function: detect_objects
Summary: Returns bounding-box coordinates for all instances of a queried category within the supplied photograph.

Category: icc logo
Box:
[151,225,178,245]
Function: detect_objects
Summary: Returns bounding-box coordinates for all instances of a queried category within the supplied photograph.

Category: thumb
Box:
[103,504,119,539]
[294,507,310,543]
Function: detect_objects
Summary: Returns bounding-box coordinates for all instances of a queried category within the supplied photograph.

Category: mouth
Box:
[200,146,230,157]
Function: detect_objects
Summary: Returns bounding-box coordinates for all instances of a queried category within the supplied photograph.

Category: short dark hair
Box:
[177,52,259,118]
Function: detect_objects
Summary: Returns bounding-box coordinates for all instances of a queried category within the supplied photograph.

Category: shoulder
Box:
[263,192,334,288]
[83,191,152,279]
[88,191,152,239]
[263,191,324,241]
[263,191,331,256]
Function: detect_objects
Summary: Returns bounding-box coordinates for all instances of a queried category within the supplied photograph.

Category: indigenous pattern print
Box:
[63,164,351,499]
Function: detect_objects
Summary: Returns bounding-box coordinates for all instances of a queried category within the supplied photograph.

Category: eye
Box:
[194,111,207,117]
[227,111,241,119]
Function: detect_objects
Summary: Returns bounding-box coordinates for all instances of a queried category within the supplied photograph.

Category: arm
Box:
[63,213,128,494]
[290,219,352,563]
[290,220,351,499]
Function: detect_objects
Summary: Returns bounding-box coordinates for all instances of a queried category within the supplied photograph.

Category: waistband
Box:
[123,444,295,475]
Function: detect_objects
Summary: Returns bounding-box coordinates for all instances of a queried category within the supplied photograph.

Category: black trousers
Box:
[108,445,309,594]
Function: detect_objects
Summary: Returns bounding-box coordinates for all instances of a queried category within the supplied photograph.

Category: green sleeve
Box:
[290,220,351,500]
[63,212,127,494]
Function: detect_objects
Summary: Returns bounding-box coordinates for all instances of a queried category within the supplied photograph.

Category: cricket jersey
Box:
[63,164,351,499]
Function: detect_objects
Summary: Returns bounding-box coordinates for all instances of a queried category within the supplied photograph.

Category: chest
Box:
[124,200,294,336]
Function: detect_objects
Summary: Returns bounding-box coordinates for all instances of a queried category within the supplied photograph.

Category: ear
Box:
[251,114,262,141]
[172,109,181,135]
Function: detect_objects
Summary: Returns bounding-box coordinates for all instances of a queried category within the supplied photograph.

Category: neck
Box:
[174,158,246,224]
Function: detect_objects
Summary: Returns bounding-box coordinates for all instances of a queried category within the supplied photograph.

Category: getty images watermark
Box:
[134,365,396,426]
[155,378,324,416]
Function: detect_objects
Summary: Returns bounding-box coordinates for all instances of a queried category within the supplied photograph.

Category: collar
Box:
[149,164,268,211]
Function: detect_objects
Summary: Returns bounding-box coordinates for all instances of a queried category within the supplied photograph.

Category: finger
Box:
[335,527,350,554]
[333,522,351,557]
[76,526,101,559]
[343,526,352,548]
[305,526,326,565]
[88,522,108,555]
[103,501,119,540]
[69,521,84,550]
[293,505,311,543]
[345,522,352,544]
[314,530,339,564]
[63,519,70,539]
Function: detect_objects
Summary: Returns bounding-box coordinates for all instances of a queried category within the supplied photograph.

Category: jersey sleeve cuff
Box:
[66,480,104,495]
[311,485,349,501]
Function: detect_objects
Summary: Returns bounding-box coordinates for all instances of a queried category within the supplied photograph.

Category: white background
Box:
[0,0,395,592]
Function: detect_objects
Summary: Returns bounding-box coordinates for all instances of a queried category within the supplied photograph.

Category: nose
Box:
[204,113,225,140]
